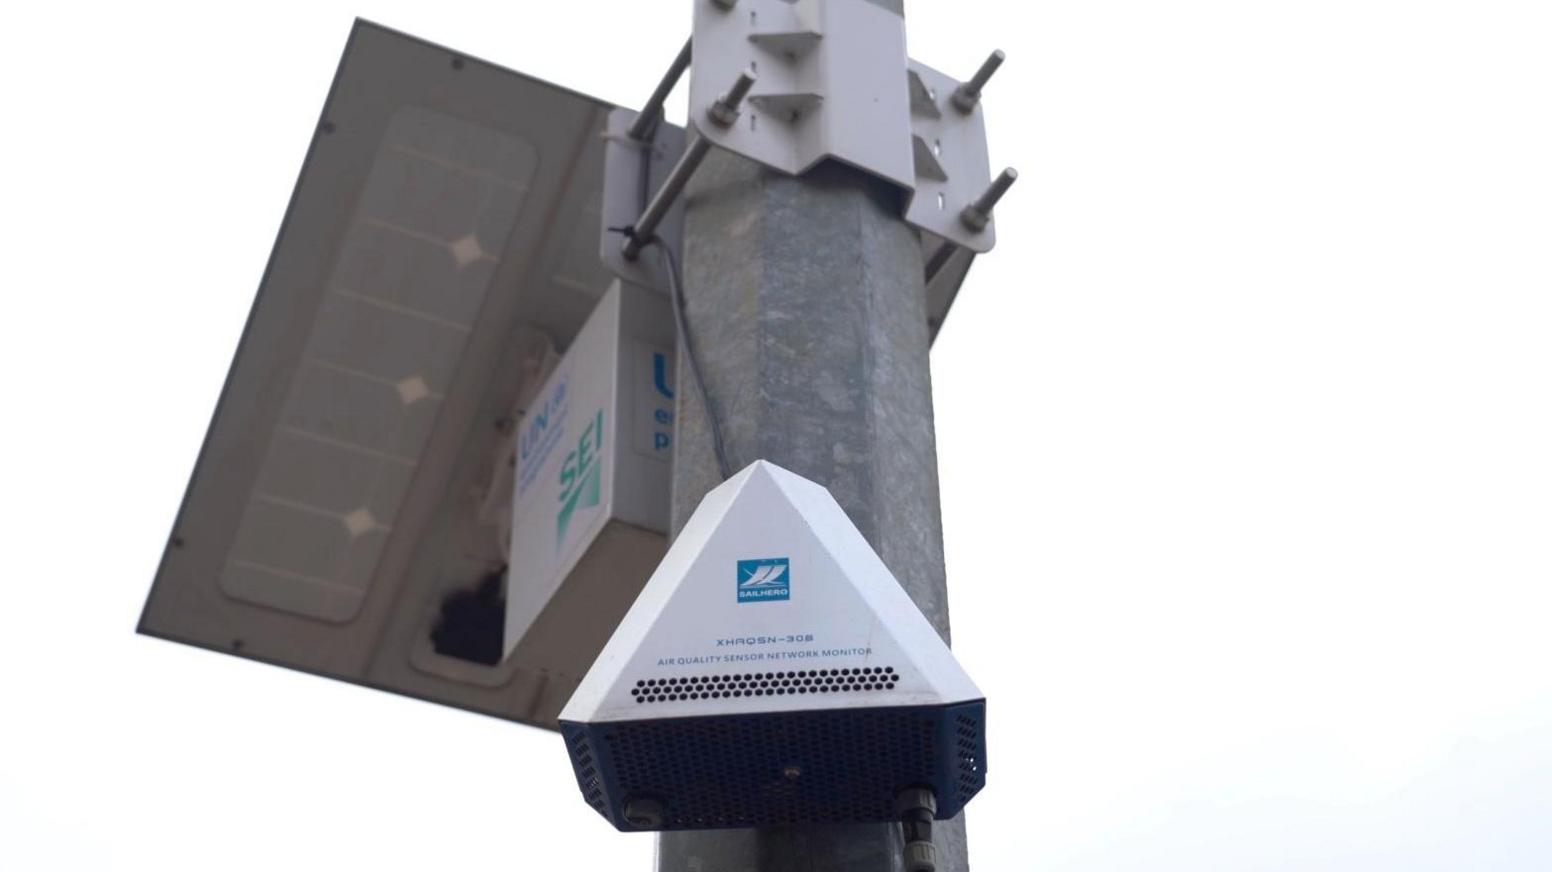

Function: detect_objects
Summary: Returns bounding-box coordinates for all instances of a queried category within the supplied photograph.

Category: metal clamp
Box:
[600,107,688,286]
[607,0,1017,297]
[904,57,1014,252]
[689,0,1015,252]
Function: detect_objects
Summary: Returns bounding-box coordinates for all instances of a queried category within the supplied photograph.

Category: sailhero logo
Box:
[736,558,790,603]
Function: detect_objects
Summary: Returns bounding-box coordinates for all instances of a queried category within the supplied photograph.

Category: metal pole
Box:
[628,38,694,142]
[657,8,968,871]
[623,136,711,260]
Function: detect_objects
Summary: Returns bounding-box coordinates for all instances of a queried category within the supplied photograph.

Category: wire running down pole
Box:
[623,137,711,261]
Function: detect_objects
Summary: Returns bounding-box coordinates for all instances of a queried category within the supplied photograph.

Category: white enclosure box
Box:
[503,279,676,691]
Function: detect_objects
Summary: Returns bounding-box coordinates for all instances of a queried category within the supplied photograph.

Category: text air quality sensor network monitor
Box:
[140,20,980,732]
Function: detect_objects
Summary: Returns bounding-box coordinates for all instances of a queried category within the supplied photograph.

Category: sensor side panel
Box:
[561,699,986,831]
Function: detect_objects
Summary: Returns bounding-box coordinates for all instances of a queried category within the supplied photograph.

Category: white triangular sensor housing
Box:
[559,461,986,831]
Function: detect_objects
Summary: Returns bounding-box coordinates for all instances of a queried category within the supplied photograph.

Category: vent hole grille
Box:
[567,730,607,812]
[953,712,986,804]
[602,708,938,827]
[631,667,898,704]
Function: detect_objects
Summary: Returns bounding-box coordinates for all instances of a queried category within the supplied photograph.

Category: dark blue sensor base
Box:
[561,700,986,831]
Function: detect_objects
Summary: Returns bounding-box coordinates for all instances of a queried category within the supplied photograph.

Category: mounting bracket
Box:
[904,59,999,252]
[689,0,1010,252]
[600,107,688,292]
[605,1,1013,334]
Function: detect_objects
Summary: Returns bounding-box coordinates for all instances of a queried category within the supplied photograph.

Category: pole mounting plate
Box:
[690,0,1001,252]
[904,60,997,252]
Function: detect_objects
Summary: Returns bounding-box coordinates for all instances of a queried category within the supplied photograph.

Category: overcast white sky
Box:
[3,1,1551,869]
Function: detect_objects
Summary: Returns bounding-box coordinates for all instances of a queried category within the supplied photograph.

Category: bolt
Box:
[960,168,1019,233]
[707,67,758,128]
[952,50,1006,113]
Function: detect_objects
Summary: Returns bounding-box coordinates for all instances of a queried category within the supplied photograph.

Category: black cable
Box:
[606,225,734,481]
[653,238,735,481]
[616,124,732,479]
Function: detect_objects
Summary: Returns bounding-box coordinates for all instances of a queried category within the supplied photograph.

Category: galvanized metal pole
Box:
[658,7,970,867]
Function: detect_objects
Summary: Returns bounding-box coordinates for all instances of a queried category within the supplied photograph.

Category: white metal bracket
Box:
[904,60,998,252]
[690,0,1010,252]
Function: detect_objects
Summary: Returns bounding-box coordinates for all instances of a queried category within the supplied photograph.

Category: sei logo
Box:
[556,410,604,549]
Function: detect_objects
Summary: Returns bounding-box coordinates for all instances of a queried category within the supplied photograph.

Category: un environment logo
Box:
[737,557,790,603]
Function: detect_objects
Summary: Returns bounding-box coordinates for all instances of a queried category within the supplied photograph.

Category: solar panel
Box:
[223,106,537,623]
[140,21,624,729]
